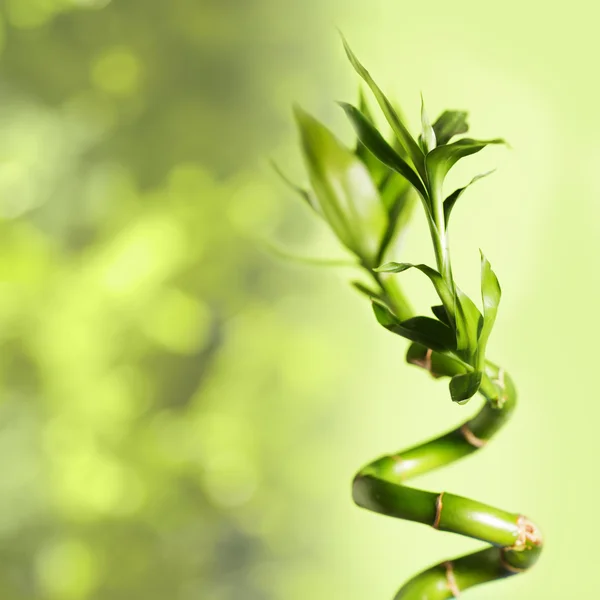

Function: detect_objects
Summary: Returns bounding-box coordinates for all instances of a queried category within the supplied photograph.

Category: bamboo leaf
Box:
[260,240,358,267]
[372,302,455,352]
[294,105,388,264]
[358,87,376,124]
[426,138,505,195]
[376,176,415,262]
[480,253,501,316]
[391,316,457,352]
[443,170,496,225]
[433,110,469,146]
[454,286,483,359]
[476,252,501,369]
[390,102,412,161]
[379,170,409,212]
[374,262,453,309]
[339,102,432,256]
[375,262,413,273]
[352,280,381,300]
[406,343,469,378]
[340,35,426,178]
[372,300,400,327]
[431,304,451,326]
[449,371,483,403]
[420,95,437,153]
[271,160,318,213]
[338,102,427,198]
[355,90,388,185]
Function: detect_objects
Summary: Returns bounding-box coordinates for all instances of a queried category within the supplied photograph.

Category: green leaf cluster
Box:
[283,35,507,403]
[276,99,417,269]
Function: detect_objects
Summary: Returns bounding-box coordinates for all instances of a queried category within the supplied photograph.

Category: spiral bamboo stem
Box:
[353,345,542,598]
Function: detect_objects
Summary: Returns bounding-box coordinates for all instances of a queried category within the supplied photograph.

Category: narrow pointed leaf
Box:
[433,110,469,146]
[391,316,456,352]
[426,138,505,196]
[379,170,409,212]
[449,371,483,403]
[355,90,387,184]
[358,87,376,124]
[294,106,388,264]
[406,343,469,378]
[352,280,381,300]
[431,304,451,326]
[372,300,400,327]
[454,286,483,359]
[420,95,437,153]
[372,301,455,351]
[476,252,501,369]
[444,170,496,225]
[377,176,415,262]
[339,102,427,198]
[375,262,412,273]
[374,262,453,309]
[260,240,358,267]
[341,35,426,178]
[480,253,501,317]
[271,160,318,212]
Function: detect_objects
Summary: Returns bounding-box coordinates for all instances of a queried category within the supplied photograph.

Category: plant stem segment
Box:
[353,348,542,598]
[428,184,454,292]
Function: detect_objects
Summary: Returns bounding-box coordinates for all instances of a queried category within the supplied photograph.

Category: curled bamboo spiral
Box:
[353,345,543,599]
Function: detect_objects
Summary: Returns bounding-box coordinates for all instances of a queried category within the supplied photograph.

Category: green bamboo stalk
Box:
[277,35,543,599]
[353,346,541,597]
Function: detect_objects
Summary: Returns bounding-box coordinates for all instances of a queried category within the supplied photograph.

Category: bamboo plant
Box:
[275,36,543,599]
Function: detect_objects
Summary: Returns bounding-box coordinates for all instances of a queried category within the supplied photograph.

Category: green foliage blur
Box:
[4,1,600,599]
[0,1,345,598]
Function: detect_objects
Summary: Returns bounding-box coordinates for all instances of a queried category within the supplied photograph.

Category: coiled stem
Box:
[353,346,542,598]
[348,268,543,598]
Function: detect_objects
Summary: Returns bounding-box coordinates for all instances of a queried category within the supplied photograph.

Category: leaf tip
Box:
[336,100,351,112]
[449,371,482,403]
[270,159,290,187]
[292,102,308,121]
[338,29,352,55]
[292,103,308,129]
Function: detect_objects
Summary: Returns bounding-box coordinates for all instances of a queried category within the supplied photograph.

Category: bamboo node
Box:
[444,561,461,597]
[499,549,526,574]
[408,348,441,378]
[509,515,543,551]
[460,423,487,448]
[492,367,508,408]
[433,492,444,529]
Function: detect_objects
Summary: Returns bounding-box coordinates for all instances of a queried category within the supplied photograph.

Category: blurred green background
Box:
[0,0,595,598]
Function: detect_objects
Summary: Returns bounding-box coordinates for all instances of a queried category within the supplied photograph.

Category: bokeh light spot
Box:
[36,539,99,599]
[70,0,113,7]
[45,428,145,518]
[141,289,212,354]
[6,0,53,29]
[201,452,258,508]
[0,14,5,55]
[95,214,184,299]
[91,46,142,97]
